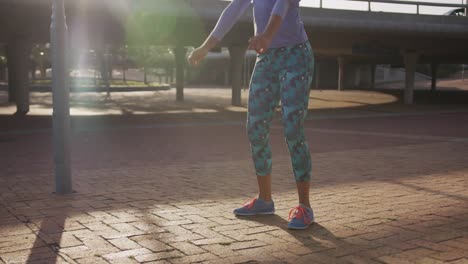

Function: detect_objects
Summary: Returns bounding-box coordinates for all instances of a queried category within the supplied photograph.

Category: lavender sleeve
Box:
[271,0,290,18]
[210,0,251,41]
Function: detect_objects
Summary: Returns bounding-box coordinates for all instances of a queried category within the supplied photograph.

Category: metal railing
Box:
[318,0,468,15]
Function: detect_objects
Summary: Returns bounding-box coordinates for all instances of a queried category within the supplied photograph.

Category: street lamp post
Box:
[51,0,72,194]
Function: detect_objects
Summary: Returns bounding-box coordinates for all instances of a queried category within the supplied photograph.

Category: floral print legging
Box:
[247,41,314,182]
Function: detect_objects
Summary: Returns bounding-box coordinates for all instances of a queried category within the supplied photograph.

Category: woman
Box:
[188,0,314,229]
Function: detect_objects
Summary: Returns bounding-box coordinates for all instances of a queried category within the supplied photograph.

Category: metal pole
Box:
[320,0,322,8]
[368,1,371,11]
[338,56,345,91]
[51,0,72,194]
[417,4,419,15]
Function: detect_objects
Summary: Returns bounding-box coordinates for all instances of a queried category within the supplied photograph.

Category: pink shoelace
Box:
[288,206,312,224]
[242,198,257,209]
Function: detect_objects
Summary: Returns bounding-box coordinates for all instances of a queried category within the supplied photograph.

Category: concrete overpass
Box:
[1,0,468,111]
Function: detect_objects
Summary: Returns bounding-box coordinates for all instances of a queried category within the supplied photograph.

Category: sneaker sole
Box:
[287,221,314,230]
[233,211,276,216]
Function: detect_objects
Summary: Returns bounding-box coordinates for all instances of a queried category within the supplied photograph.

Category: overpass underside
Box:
[1,0,468,113]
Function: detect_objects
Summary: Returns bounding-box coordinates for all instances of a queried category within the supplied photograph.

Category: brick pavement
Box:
[1,90,468,263]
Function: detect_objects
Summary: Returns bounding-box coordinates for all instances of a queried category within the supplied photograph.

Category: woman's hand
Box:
[248,34,272,54]
[249,13,283,54]
[188,46,209,66]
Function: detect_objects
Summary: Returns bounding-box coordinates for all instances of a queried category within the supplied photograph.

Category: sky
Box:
[225,0,466,15]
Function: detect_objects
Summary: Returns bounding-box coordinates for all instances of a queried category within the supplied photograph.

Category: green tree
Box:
[128,45,173,84]
[117,45,129,82]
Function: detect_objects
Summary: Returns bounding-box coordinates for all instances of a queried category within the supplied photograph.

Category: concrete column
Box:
[7,41,31,114]
[104,46,111,96]
[0,46,6,81]
[16,42,30,114]
[186,66,191,85]
[338,56,345,91]
[431,63,438,92]
[165,64,170,84]
[224,66,229,86]
[403,52,419,105]
[354,65,361,88]
[0,64,5,81]
[170,67,174,84]
[31,61,37,80]
[174,46,186,101]
[6,45,16,103]
[228,45,247,106]
[314,61,320,89]
[370,64,376,89]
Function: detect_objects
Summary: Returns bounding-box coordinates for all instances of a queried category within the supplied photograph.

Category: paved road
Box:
[1,91,468,263]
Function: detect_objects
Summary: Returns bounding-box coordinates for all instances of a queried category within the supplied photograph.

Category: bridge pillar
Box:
[431,63,438,92]
[338,56,345,91]
[0,46,5,81]
[353,65,361,89]
[174,46,186,102]
[7,40,31,114]
[314,61,320,89]
[229,45,247,106]
[6,45,16,103]
[370,64,376,89]
[403,52,419,105]
[224,66,229,86]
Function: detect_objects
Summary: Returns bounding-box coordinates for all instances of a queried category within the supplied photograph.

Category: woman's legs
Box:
[281,91,312,206]
[233,57,279,215]
[296,181,310,208]
[257,175,272,201]
[279,43,314,205]
[237,43,314,223]
[276,43,314,229]
[247,54,280,201]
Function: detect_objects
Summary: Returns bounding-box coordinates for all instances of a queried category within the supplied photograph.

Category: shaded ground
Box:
[1,88,468,263]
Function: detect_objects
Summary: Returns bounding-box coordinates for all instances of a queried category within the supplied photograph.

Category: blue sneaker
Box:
[233,198,275,216]
[287,205,314,229]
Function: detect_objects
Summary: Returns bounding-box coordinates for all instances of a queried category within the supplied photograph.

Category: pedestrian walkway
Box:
[1,89,468,263]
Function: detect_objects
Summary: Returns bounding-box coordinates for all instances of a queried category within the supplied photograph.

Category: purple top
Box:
[211,0,308,48]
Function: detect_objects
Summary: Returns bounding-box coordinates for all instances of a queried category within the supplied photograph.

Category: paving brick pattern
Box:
[1,91,468,263]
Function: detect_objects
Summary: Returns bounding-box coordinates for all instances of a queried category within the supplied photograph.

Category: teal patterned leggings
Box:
[247,41,314,182]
